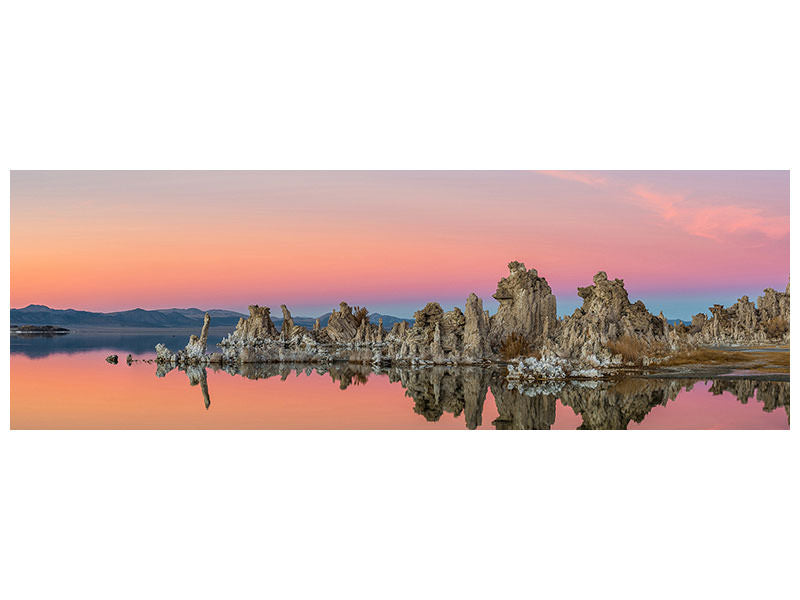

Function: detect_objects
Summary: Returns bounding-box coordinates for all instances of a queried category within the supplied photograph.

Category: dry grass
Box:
[604,335,667,365]
[765,316,789,339]
[600,331,790,372]
[500,333,539,360]
[660,348,748,366]
[748,351,790,369]
[660,348,789,372]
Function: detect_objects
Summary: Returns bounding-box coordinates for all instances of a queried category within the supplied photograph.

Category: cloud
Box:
[538,171,608,187]
[630,185,788,242]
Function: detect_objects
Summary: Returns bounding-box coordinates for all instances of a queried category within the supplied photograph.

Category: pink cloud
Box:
[538,170,608,187]
[630,185,788,242]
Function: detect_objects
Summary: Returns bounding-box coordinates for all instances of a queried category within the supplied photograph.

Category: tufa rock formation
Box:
[698,286,789,345]
[668,284,790,346]
[153,261,789,376]
[157,312,222,367]
[489,261,557,350]
[185,312,211,358]
[236,305,279,340]
[325,302,362,343]
[280,305,308,340]
[463,293,491,361]
[553,271,666,363]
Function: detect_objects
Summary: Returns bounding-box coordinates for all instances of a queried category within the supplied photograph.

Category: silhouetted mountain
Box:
[368,312,414,327]
[155,308,248,319]
[10,304,247,328]
[10,304,414,330]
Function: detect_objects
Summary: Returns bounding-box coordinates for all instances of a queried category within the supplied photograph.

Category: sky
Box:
[10,170,789,320]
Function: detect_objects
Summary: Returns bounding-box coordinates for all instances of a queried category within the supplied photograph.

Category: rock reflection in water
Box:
[156,362,789,429]
[492,381,559,430]
[158,363,212,410]
[226,361,374,390]
[709,379,790,421]
[186,367,211,410]
[388,366,492,429]
[559,379,690,430]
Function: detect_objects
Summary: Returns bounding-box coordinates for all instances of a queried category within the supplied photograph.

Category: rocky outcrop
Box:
[280,305,294,339]
[216,301,374,365]
[376,318,384,343]
[155,343,174,363]
[211,294,495,367]
[688,285,790,345]
[690,313,707,333]
[156,313,222,366]
[386,298,497,365]
[325,302,362,343]
[280,305,308,340]
[185,313,211,358]
[759,283,790,323]
[554,271,666,363]
[233,305,279,341]
[152,261,789,375]
[396,303,460,363]
[463,293,491,361]
[488,261,557,350]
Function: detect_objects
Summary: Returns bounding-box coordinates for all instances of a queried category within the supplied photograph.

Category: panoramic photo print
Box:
[9,170,790,429]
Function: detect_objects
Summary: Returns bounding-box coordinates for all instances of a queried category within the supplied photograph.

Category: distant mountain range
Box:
[9,304,413,330]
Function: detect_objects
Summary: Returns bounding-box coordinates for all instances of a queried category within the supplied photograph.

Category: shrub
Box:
[765,316,789,339]
[604,335,656,365]
[500,333,537,360]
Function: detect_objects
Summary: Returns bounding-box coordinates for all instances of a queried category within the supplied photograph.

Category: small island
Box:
[11,324,71,336]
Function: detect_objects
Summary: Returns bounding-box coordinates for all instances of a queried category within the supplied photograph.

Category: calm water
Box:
[10,333,790,430]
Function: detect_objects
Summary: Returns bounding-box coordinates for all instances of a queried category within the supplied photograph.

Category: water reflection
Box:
[558,379,690,430]
[709,379,790,417]
[10,328,232,358]
[157,362,790,430]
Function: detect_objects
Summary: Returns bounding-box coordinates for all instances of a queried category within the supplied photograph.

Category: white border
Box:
[1,2,797,599]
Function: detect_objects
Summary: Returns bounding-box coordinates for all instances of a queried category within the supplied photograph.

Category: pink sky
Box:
[10,170,789,319]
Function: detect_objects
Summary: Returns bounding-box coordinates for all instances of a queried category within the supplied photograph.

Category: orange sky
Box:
[10,171,789,318]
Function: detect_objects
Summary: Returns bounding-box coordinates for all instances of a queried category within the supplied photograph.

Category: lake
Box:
[10,331,790,429]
